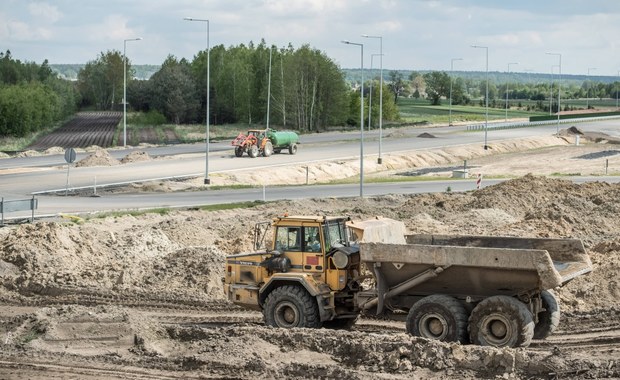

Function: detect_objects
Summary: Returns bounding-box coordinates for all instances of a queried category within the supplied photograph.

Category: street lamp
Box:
[549,65,559,115]
[586,67,596,109]
[341,40,364,197]
[184,17,211,185]
[449,58,463,126]
[546,52,562,133]
[617,70,620,109]
[123,37,142,148]
[471,45,489,149]
[368,53,383,134]
[362,34,383,164]
[505,62,518,121]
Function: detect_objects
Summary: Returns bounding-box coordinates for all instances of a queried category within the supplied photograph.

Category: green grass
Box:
[396,98,547,124]
[198,200,266,211]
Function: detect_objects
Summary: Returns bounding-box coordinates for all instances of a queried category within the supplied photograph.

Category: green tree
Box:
[388,70,404,102]
[77,50,127,110]
[423,71,450,105]
[149,56,199,124]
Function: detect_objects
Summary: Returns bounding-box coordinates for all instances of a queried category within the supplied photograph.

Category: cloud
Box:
[28,2,62,23]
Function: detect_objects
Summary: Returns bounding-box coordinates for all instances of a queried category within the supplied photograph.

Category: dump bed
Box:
[360,234,592,299]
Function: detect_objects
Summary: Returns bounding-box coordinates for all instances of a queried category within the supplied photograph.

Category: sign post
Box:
[64,148,77,196]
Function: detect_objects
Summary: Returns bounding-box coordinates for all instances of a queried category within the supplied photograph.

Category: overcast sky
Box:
[2,0,619,76]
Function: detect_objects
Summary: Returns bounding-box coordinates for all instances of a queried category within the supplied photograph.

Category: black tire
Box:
[288,143,297,155]
[406,295,468,343]
[322,317,358,330]
[234,146,244,157]
[469,295,534,348]
[248,145,258,158]
[533,290,560,340]
[263,141,273,157]
[263,285,321,328]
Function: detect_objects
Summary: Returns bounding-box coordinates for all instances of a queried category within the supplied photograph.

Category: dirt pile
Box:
[1,176,620,378]
[75,149,119,167]
[120,150,152,164]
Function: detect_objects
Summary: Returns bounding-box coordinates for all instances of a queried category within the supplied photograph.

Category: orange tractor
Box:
[232,128,299,158]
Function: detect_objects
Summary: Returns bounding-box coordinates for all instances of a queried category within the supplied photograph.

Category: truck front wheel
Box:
[234,146,244,157]
[406,295,468,343]
[248,145,259,158]
[263,285,321,328]
[468,295,534,348]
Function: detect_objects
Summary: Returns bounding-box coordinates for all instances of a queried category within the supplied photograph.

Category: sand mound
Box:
[417,132,436,138]
[43,146,66,155]
[0,152,9,159]
[120,150,152,164]
[567,126,584,135]
[15,150,41,158]
[76,149,120,167]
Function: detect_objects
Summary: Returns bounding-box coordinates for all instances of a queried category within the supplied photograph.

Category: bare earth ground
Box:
[1,128,620,378]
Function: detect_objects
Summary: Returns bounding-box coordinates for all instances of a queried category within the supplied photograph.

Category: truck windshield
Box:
[324,220,347,249]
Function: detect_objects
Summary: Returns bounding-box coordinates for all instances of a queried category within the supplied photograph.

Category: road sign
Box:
[64,148,77,163]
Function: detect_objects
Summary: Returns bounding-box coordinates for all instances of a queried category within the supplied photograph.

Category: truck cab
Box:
[224,216,361,328]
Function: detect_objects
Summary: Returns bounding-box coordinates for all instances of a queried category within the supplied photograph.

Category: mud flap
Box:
[374,263,388,315]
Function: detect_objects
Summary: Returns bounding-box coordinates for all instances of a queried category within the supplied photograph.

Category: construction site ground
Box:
[0,127,620,379]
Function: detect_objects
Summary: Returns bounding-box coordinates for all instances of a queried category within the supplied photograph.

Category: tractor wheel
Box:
[263,285,321,328]
[234,146,244,157]
[406,295,468,343]
[288,143,298,155]
[468,295,534,348]
[263,141,273,157]
[533,290,560,340]
[248,145,259,158]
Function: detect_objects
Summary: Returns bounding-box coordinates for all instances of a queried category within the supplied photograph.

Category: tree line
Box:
[78,40,399,132]
[0,50,77,137]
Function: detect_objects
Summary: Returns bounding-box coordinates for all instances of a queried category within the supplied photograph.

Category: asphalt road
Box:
[2,118,620,217]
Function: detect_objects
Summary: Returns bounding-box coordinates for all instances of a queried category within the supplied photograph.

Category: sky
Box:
[1,0,620,76]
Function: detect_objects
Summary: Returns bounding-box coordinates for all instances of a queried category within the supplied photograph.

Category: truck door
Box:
[274,225,323,274]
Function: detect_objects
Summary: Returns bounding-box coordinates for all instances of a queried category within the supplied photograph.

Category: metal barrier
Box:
[1,196,38,225]
[466,115,620,132]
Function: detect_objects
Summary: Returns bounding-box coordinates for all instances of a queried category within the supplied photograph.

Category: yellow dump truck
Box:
[224,215,592,348]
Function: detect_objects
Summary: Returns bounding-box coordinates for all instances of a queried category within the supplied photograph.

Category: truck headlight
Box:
[332,251,349,269]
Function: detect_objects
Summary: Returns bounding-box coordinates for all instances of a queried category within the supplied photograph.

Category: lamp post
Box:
[123,37,142,148]
[471,45,489,149]
[617,70,620,109]
[505,62,518,121]
[368,53,383,133]
[586,67,596,109]
[362,34,383,164]
[184,17,211,184]
[449,58,463,126]
[546,52,562,133]
[341,40,364,197]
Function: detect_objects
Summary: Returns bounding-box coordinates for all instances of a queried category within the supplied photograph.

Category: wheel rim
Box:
[419,313,448,340]
[274,301,300,328]
[480,314,513,346]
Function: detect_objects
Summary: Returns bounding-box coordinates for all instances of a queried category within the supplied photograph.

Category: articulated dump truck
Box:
[224,216,592,348]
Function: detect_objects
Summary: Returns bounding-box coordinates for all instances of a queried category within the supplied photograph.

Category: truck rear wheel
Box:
[406,295,468,343]
[234,146,244,157]
[288,143,297,155]
[468,295,534,348]
[263,285,321,328]
[533,290,560,340]
[248,145,258,158]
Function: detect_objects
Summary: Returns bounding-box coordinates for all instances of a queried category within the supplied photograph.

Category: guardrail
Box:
[466,115,620,132]
[1,196,38,225]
